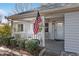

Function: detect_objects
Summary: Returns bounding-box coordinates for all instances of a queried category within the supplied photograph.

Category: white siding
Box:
[13,21,33,38]
[65,12,79,53]
[12,17,45,47]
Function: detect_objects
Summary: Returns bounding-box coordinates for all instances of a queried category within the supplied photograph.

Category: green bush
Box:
[0,24,11,46]
[16,39,26,49]
[0,37,11,46]
[10,39,17,47]
[25,39,40,54]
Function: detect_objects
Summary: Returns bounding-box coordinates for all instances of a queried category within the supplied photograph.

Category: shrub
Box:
[0,24,11,46]
[0,24,11,38]
[32,39,40,45]
[16,39,26,49]
[10,39,17,47]
[0,37,11,46]
[25,39,40,54]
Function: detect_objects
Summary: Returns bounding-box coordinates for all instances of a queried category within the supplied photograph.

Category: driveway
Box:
[44,39,64,56]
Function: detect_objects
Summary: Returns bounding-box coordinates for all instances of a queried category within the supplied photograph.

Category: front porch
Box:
[44,39,64,56]
[44,39,79,56]
[43,13,65,56]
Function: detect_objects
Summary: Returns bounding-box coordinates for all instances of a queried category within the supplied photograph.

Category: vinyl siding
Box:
[65,12,79,53]
[13,21,33,38]
[12,16,45,47]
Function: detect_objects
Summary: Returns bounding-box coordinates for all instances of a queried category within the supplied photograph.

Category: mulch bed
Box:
[0,45,44,56]
[0,46,32,56]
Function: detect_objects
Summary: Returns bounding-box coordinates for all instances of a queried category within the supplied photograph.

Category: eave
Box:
[7,5,79,20]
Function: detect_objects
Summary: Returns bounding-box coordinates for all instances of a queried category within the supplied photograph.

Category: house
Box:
[7,3,79,54]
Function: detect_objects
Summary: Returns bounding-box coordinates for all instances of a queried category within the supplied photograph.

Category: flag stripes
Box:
[33,11,42,34]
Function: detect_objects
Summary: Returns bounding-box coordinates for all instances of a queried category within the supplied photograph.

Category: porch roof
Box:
[7,5,79,20]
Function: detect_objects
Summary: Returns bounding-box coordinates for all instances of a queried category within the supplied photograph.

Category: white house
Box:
[7,3,79,53]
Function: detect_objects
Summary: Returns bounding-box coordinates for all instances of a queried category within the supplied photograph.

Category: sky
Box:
[0,3,41,23]
[0,3,15,16]
[0,3,41,16]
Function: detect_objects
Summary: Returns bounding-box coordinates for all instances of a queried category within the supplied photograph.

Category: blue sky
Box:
[0,3,15,16]
[0,3,40,23]
[0,3,41,16]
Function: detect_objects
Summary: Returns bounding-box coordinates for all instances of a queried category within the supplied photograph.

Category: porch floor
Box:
[44,39,64,56]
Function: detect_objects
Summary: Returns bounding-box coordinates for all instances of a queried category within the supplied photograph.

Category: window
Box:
[17,24,23,32]
[45,23,49,32]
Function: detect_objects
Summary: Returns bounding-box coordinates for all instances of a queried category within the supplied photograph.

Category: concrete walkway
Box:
[44,39,64,56]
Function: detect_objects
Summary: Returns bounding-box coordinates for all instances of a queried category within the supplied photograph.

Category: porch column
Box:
[42,16,45,47]
[40,16,45,47]
[11,20,14,37]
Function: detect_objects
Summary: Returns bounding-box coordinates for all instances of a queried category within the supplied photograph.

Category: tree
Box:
[0,24,11,38]
[0,24,11,45]
[15,3,32,13]
[10,3,41,15]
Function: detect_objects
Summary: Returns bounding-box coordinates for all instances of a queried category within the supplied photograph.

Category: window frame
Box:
[17,24,24,32]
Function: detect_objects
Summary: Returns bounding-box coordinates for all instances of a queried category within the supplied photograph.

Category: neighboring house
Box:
[7,3,79,53]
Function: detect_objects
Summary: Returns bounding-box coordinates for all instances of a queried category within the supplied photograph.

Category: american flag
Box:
[33,11,42,34]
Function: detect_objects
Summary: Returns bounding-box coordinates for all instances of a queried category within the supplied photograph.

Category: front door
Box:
[55,22,64,40]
